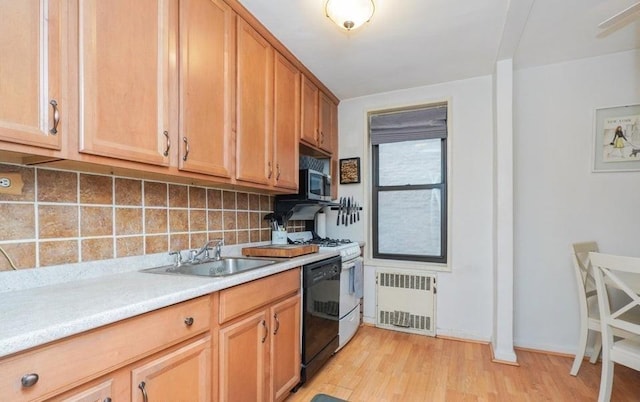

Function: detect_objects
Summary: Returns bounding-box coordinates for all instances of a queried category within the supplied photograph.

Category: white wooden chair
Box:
[570,242,603,375]
[589,252,640,402]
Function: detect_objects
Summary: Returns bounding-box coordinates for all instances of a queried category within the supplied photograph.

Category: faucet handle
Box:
[169,251,183,266]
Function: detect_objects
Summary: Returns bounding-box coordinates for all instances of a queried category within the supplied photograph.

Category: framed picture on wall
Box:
[593,104,640,172]
[340,157,361,184]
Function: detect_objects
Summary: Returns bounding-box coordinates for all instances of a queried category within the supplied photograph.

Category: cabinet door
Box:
[131,336,211,402]
[270,294,301,402]
[236,18,273,185]
[219,310,269,401]
[0,0,63,150]
[318,91,335,154]
[273,53,300,190]
[300,75,319,147]
[179,0,234,178]
[55,378,115,402]
[78,0,174,166]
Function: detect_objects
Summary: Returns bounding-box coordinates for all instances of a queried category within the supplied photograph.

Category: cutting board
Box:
[242,244,319,258]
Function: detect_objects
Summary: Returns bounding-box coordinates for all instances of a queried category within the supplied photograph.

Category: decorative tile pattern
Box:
[81,238,114,261]
[115,178,142,206]
[80,206,113,237]
[0,164,285,270]
[2,203,36,240]
[80,174,113,205]
[37,169,77,203]
[144,182,167,207]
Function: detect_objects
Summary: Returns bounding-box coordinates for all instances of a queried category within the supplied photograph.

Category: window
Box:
[370,104,448,263]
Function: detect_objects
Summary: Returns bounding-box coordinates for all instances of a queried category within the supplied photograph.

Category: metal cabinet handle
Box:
[268,162,273,179]
[273,313,280,335]
[138,381,149,402]
[182,137,190,161]
[163,131,170,156]
[184,316,194,326]
[276,164,281,180]
[21,373,39,388]
[104,398,112,402]
[49,100,59,135]
[261,320,268,343]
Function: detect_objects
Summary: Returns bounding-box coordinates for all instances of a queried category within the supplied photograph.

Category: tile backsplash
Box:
[0,163,304,271]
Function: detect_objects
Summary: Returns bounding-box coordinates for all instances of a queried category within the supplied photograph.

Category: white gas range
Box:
[288,231,363,351]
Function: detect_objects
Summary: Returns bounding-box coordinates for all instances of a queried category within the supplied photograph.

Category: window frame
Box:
[370,105,448,265]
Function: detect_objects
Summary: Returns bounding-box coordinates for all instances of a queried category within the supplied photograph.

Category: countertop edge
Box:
[0,250,339,359]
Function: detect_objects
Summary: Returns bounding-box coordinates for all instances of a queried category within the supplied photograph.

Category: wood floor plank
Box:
[286,326,640,401]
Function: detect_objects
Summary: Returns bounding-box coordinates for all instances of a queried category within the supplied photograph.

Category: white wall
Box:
[513,49,640,352]
[325,76,495,341]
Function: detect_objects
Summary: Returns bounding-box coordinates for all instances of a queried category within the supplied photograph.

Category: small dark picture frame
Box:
[340,157,361,184]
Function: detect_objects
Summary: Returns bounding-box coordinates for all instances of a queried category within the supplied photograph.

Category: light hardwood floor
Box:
[286,325,640,401]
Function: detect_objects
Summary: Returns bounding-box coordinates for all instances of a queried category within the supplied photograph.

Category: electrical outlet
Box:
[0,173,23,195]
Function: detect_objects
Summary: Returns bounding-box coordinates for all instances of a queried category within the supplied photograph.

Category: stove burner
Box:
[290,237,353,248]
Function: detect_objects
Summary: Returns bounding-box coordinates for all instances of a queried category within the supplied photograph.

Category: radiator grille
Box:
[376,269,436,336]
[378,272,431,291]
[379,310,431,330]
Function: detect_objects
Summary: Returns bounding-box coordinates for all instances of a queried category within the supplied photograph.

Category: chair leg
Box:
[590,333,602,364]
[598,360,614,402]
[571,326,590,375]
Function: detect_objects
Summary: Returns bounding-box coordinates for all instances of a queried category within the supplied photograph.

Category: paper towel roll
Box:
[316,211,326,238]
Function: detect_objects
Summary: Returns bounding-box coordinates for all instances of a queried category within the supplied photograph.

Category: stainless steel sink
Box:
[141,257,277,277]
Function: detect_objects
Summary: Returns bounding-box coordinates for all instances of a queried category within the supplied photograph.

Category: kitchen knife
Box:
[346,197,350,226]
[342,197,346,225]
[357,200,360,221]
[350,197,354,224]
[337,197,342,225]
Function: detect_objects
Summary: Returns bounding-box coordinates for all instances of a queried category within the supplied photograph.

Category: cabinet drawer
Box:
[219,268,300,324]
[0,296,211,402]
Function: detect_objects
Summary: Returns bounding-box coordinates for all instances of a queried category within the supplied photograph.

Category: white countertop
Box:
[0,247,339,359]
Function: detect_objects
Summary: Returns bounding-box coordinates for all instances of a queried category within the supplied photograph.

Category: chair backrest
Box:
[589,252,640,338]
[571,242,599,316]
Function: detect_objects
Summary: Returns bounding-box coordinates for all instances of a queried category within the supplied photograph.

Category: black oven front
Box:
[299,254,341,386]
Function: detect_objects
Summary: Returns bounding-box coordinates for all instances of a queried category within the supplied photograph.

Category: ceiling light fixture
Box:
[325,0,375,31]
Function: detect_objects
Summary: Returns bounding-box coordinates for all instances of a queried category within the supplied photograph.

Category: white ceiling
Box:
[238,0,640,100]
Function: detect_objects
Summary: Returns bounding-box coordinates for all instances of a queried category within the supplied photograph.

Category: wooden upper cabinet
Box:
[179,0,235,178]
[273,53,300,191]
[77,0,174,166]
[0,0,64,151]
[318,91,335,154]
[300,75,319,147]
[235,18,273,186]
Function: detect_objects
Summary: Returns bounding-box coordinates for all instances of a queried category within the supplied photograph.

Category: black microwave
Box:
[298,169,331,201]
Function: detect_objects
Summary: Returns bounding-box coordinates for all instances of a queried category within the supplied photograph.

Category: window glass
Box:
[377,189,442,256]
[378,139,441,185]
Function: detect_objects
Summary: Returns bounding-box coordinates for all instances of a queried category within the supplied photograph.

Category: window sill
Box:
[364,256,451,272]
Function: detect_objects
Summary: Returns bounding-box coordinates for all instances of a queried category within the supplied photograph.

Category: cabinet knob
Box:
[184,316,194,326]
[21,373,39,388]
[104,398,112,402]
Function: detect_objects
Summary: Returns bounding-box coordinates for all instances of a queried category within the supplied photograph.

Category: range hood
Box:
[274,198,336,222]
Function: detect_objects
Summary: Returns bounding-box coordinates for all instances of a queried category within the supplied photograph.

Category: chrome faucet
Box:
[190,239,224,263]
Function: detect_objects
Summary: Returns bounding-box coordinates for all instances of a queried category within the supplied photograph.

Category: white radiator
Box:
[375,268,436,336]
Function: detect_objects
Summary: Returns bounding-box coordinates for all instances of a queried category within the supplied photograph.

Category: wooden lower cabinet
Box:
[219,309,270,401]
[270,294,301,402]
[53,378,117,402]
[131,335,211,402]
[218,269,301,402]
